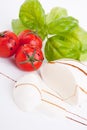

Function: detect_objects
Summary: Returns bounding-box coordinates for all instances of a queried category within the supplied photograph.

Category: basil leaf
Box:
[48,16,78,35]
[80,53,87,61]
[11,19,27,35]
[46,7,68,25]
[65,26,87,61]
[70,26,87,53]
[19,0,47,39]
[45,35,81,61]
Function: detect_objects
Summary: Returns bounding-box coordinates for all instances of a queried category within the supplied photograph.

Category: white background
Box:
[0,0,87,130]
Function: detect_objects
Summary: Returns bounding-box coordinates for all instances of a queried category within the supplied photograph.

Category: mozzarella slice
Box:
[13,72,42,111]
[40,62,78,105]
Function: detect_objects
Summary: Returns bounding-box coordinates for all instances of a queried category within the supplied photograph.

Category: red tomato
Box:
[18,30,42,48]
[15,44,44,71]
[0,31,19,57]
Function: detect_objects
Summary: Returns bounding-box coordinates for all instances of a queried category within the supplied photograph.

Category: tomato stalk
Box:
[0,33,5,37]
[0,31,8,37]
[20,49,43,70]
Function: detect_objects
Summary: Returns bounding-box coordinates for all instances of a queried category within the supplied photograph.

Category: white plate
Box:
[0,0,87,130]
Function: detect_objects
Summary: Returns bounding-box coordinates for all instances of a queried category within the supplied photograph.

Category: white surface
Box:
[0,0,87,130]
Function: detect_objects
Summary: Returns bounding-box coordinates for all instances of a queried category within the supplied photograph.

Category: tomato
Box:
[15,44,44,71]
[18,30,42,48]
[0,31,19,57]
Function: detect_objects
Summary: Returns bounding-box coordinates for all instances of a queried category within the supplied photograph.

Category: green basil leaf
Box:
[45,35,81,61]
[66,26,87,61]
[12,19,27,35]
[46,7,68,25]
[19,0,47,39]
[48,16,78,35]
[80,53,87,61]
[70,26,87,53]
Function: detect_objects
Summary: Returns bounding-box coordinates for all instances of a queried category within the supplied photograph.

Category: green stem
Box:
[0,33,4,37]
